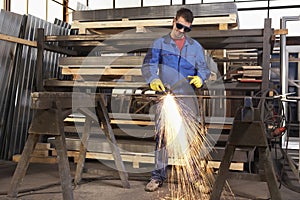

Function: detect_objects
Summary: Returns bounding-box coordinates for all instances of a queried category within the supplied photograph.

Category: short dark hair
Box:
[176,8,194,23]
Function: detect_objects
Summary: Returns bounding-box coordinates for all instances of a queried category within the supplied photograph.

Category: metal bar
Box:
[261,18,272,91]
[280,16,300,151]
[45,29,264,42]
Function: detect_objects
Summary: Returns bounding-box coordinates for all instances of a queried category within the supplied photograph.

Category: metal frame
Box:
[280,16,300,182]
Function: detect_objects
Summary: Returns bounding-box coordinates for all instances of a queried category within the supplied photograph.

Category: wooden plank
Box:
[60,64,142,68]
[208,160,244,171]
[12,154,57,164]
[35,142,51,150]
[61,68,142,76]
[31,150,49,157]
[72,14,237,29]
[44,79,148,88]
[219,23,228,30]
[52,150,243,170]
[110,119,154,126]
[72,14,237,34]
[64,117,154,126]
[0,33,37,47]
[59,56,144,66]
[109,113,155,121]
[274,29,288,35]
[207,124,232,130]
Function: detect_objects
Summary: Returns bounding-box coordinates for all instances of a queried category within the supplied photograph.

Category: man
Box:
[141,7,211,192]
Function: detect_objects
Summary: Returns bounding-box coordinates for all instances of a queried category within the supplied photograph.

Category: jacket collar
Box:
[162,33,194,45]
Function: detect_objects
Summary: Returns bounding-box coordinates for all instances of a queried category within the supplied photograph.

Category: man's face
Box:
[172,16,192,38]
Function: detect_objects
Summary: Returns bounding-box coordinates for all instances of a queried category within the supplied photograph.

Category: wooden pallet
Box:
[72,14,238,34]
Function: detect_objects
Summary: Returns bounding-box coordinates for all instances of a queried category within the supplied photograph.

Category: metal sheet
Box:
[73,3,238,22]
[0,10,25,160]
[0,12,71,160]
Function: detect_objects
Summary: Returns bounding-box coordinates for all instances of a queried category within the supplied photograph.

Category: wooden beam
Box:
[61,68,142,75]
[59,56,144,66]
[274,29,288,35]
[44,79,148,89]
[0,33,77,56]
[0,33,37,47]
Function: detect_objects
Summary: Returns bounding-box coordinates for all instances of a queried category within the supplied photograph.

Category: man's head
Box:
[171,8,193,39]
[175,8,194,24]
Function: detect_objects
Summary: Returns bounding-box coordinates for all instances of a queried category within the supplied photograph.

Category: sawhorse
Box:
[210,97,282,200]
[7,92,130,200]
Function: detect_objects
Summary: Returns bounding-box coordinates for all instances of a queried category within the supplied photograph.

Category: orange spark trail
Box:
[156,94,234,200]
[156,93,213,200]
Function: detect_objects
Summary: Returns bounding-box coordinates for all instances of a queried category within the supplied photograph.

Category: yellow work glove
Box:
[188,75,203,88]
[150,79,165,92]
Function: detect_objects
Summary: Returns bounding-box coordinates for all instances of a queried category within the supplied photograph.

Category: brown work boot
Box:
[145,179,163,192]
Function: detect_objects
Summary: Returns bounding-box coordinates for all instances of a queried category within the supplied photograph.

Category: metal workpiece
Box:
[73,3,238,22]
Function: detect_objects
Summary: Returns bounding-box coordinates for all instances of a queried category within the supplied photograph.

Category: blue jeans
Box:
[151,136,168,182]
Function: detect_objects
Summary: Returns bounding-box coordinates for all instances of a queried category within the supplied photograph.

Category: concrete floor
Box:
[0,160,299,200]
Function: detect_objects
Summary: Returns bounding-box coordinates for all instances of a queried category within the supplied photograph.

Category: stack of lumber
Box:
[13,143,57,164]
[226,65,263,83]
[71,3,239,34]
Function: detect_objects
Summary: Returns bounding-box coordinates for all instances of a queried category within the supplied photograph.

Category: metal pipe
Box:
[280,15,300,147]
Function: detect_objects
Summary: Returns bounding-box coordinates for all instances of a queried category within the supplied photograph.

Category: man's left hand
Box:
[187,76,203,88]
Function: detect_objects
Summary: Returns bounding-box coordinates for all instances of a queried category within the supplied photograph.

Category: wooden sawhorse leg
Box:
[74,99,130,189]
[96,97,130,188]
[74,116,92,186]
[53,134,74,200]
[259,148,282,200]
[210,145,235,200]
[7,134,39,198]
[7,102,74,200]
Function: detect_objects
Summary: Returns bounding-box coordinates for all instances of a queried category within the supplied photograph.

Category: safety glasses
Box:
[176,22,192,32]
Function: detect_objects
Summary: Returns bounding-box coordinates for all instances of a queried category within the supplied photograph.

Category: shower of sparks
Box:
[156,93,233,200]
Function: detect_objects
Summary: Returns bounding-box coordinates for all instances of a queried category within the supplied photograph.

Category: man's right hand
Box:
[150,79,165,92]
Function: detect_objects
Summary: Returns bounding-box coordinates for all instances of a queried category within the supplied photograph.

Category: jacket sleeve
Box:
[141,39,161,84]
[196,44,211,82]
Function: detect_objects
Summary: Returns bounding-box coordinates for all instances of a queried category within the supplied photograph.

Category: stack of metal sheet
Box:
[0,11,71,160]
[72,3,238,22]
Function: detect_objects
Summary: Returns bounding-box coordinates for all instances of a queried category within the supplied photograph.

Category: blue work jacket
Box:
[142,33,211,94]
